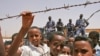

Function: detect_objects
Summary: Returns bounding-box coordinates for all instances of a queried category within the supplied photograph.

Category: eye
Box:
[67,52,70,55]
[30,34,40,38]
[81,49,88,54]
[53,42,58,46]
[35,34,39,37]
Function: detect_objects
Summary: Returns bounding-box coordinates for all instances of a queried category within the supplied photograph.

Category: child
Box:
[58,42,72,56]
[48,32,66,56]
[73,36,95,56]
[88,31,100,56]
[21,26,50,56]
[7,11,34,56]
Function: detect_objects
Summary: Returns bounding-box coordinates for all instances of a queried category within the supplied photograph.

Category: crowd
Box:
[0,11,100,56]
[45,14,89,38]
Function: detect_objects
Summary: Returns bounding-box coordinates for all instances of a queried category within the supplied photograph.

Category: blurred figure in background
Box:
[58,42,72,56]
[75,14,89,37]
[88,31,100,56]
[56,18,64,32]
[66,19,75,37]
[45,16,55,33]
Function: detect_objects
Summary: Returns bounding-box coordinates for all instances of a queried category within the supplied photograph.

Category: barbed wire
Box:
[0,1,100,21]
[87,9,100,21]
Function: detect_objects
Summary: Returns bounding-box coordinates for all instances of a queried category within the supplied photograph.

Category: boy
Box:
[73,36,95,56]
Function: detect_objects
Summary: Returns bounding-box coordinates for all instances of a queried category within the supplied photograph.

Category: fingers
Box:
[20,11,32,16]
[32,15,35,20]
[32,15,35,22]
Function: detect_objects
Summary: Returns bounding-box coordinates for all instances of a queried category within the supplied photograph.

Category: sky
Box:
[0,0,100,37]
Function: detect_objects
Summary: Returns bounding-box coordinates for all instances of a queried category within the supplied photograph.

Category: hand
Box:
[20,11,35,28]
[75,27,79,30]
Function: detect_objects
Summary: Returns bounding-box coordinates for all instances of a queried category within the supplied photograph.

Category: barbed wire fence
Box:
[0,1,100,21]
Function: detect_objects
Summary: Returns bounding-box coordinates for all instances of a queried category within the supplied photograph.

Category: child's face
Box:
[49,35,65,56]
[68,37,74,44]
[74,41,95,56]
[60,46,71,56]
[28,28,42,47]
[5,45,11,56]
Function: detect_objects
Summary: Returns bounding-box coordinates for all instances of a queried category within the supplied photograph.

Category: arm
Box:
[52,21,55,28]
[8,11,35,56]
[84,19,89,27]
[75,20,78,27]
[0,27,5,56]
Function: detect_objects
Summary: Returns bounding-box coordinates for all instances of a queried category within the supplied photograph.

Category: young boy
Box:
[48,32,66,56]
[73,36,95,56]
[58,42,72,56]
[88,31,100,56]
[21,26,50,56]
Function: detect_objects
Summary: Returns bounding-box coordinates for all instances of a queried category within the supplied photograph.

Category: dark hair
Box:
[11,33,18,42]
[80,14,83,19]
[62,42,72,54]
[27,26,42,36]
[59,18,61,21]
[4,41,12,46]
[88,31,99,40]
[48,16,52,21]
[69,19,72,21]
[26,26,42,39]
[30,26,41,31]
[74,36,94,48]
[47,31,65,42]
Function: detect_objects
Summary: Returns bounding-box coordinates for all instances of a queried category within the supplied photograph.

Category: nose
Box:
[56,46,61,51]
[32,36,37,40]
[77,52,82,56]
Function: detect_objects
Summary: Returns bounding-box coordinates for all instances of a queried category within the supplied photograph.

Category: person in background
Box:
[45,16,55,33]
[5,33,24,56]
[11,33,24,47]
[75,14,89,37]
[66,19,75,37]
[67,37,75,56]
[4,41,11,56]
[73,36,95,56]
[56,18,64,32]
[88,31,100,56]
[58,42,72,56]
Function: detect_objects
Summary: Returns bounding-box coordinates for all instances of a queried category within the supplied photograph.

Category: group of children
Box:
[1,11,100,56]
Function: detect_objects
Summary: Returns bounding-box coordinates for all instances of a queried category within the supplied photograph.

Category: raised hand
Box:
[0,27,5,56]
[8,11,35,56]
[21,11,34,28]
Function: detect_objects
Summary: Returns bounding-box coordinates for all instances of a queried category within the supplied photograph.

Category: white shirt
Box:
[21,43,50,56]
[95,44,100,56]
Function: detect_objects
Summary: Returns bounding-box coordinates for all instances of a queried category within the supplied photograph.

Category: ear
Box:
[92,49,96,56]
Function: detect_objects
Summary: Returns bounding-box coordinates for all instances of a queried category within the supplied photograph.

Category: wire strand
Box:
[0,1,100,21]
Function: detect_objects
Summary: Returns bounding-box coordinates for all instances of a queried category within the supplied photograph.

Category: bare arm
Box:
[0,27,5,56]
[8,11,35,56]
